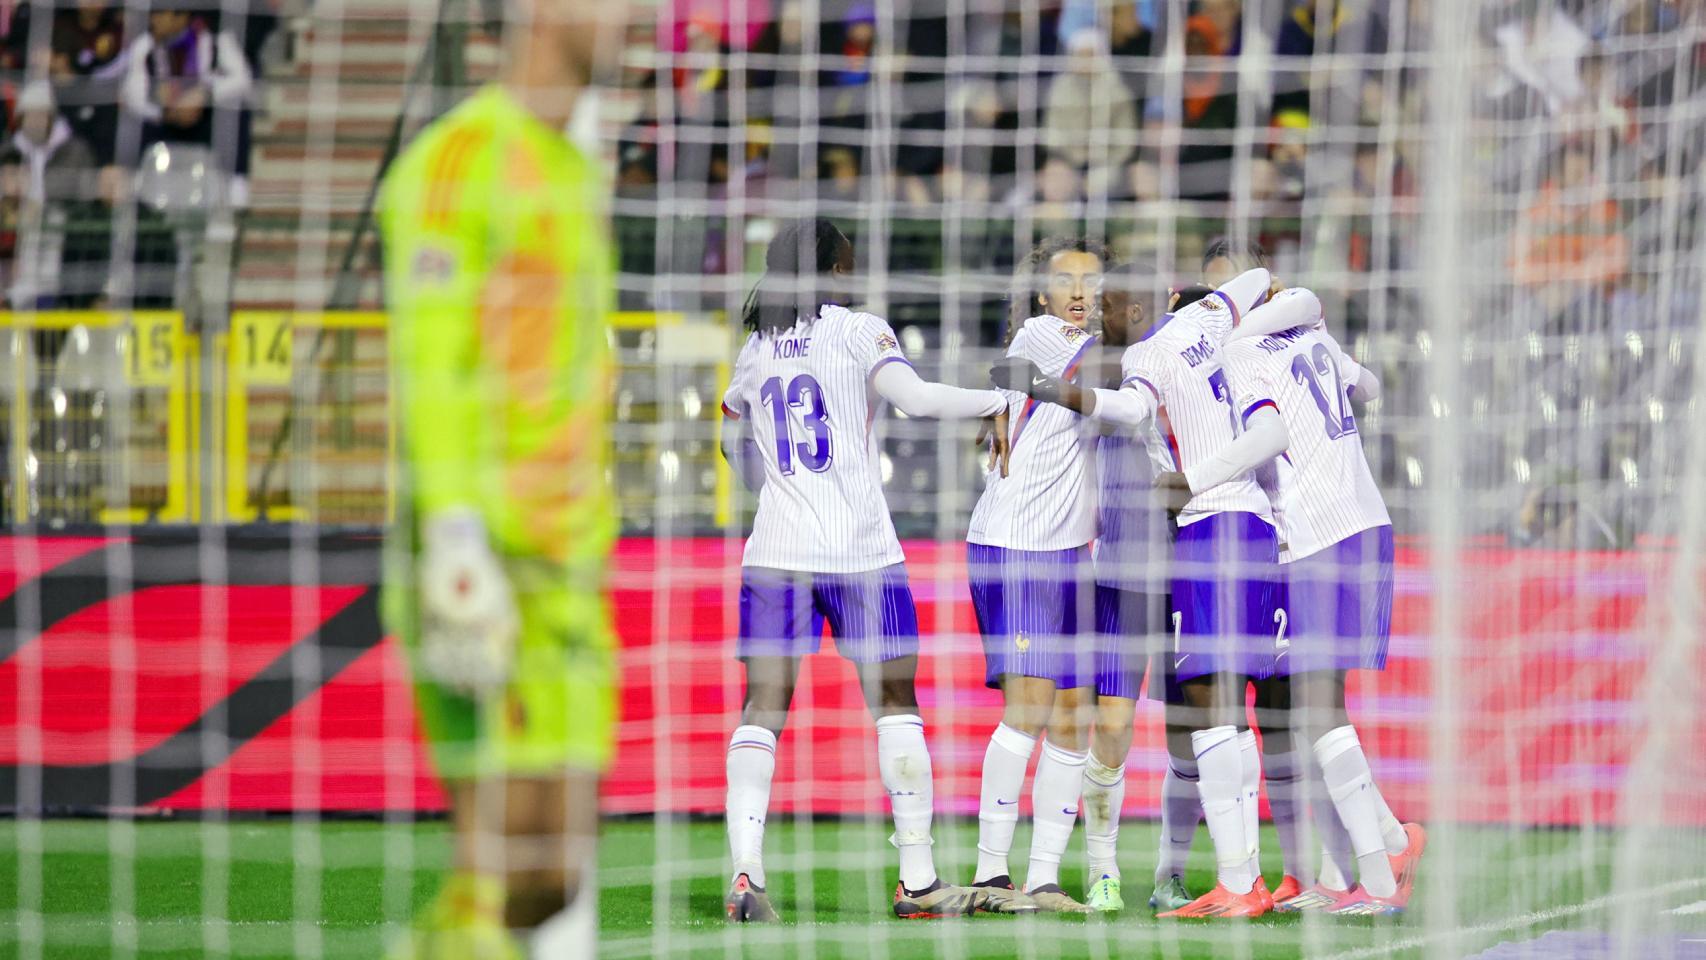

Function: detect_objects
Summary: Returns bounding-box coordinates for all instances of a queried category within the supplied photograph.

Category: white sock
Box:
[1310,755,1356,891]
[1263,748,1314,886]
[1156,757,1203,884]
[1315,725,1398,898]
[1025,740,1087,891]
[726,724,777,888]
[1082,754,1126,881]
[1237,729,1262,884]
[531,881,595,960]
[876,714,938,892]
[1192,725,1255,895]
[975,723,1037,883]
[1373,787,1409,856]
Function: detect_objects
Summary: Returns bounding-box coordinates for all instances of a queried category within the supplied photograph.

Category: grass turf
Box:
[0,818,1701,958]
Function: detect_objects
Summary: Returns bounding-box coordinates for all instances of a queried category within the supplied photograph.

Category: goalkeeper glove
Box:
[417,509,518,697]
[989,358,1066,404]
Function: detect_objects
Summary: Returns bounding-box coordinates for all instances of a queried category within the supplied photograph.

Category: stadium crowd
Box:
[0,0,272,307]
[612,0,1703,549]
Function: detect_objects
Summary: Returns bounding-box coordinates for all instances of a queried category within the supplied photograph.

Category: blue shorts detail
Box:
[1162,512,1283,687]
[1094,584,1168,699]
[968,543,1092,690]
[737,564,920,664]
[1277,525,1395,675]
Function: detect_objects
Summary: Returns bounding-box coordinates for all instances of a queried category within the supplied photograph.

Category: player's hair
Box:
[742,218,853,336]
[1172,283,1216,310]
[1004,236,1111,346]
[1201,237,1271,274]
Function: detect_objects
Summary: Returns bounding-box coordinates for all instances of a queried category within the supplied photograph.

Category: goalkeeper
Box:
[377,0,622,956]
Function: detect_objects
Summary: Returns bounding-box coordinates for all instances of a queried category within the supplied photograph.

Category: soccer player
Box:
[1208,286,1426,915]
[718,218,1021,921]
[1072,265,1177,913]
[966,238,1108,915]
[1193,240,1318,907]
[999,266,1285,918]
[377,1,624,956]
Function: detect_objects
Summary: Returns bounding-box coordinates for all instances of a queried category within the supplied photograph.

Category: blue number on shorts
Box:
[1290,344,1358,439]
[759,374,834,475]
[1207,369,1238,433]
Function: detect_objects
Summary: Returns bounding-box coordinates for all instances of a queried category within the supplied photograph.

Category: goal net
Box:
[0,0,1703,957]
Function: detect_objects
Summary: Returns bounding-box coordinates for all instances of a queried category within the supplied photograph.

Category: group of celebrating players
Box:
[717,219,1425,923]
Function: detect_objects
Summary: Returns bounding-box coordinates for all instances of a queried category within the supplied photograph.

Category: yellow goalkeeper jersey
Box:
[379,84,616,568]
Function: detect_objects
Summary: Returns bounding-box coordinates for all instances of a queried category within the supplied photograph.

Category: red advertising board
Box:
[1,533,1701,825]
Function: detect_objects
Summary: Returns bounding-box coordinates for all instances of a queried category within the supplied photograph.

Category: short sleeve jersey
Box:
[967,315,1101,551]
[721,305,911,573]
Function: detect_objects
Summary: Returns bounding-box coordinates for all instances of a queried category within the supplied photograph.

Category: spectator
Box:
[50,0,124,79]
[0,80,115,308]
[49,0,126,164]
[822,3,875,134]
[1043,28,1137,198]
[1107,2,1154,106]
[1512,142,1629,289]
[1173,11,1240,199]
[120,3,254,199]
[1266,108,1309,202]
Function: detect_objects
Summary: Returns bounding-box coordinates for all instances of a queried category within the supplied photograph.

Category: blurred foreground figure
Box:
[377,0,624,956]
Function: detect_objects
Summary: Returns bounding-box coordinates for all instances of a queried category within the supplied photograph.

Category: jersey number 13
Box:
[759,374,834,475]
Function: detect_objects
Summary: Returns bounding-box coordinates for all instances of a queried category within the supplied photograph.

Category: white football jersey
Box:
[721,305,909,573]
[1222,317,1391,562]
[967,315,1100,551]
[1118,297,1275,527]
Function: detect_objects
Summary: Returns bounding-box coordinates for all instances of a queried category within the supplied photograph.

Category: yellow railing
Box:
[2,309,726,527]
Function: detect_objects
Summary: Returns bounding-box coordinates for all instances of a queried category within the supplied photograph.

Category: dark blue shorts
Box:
[1276,525,1395,675]
[737,564,920,663]
[1093,584,1168,700]
[968,543,1093,690]
[1160,512,1284,689]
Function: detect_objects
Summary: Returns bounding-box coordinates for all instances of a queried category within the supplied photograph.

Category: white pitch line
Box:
[1671,900,1706,916]
[1316,876,1706,960]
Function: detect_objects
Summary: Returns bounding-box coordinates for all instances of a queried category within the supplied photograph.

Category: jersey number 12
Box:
[1291,344,1358,439]
[759,374,833,475]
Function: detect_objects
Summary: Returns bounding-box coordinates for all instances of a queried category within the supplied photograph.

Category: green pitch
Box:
[0,818,1700,959]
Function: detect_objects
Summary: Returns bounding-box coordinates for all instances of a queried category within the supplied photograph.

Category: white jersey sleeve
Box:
[1222,325,1391,562]
[966,315,1100,551]
[845,310,912,377]
[721,335,760,421]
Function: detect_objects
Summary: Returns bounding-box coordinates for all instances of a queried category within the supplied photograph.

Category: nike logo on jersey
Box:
[1062,807,1078,816]
[1175,654,1190,669]
[996,798,1017,806]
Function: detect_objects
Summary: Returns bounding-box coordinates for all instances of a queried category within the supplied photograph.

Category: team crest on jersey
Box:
[1060,324,1088,344]
[410,245,457,283]
[875,333,898,352]
[1014,632,1030,653]
[1201,297,1225,311]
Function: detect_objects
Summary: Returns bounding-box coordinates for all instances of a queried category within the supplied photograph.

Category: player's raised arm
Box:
[1226,287,1325,344]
